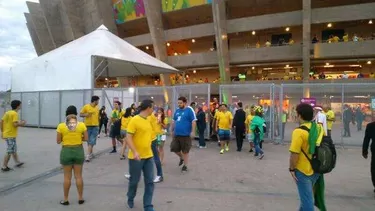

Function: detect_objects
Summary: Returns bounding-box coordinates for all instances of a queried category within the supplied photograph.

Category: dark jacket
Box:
[233,108,246,130]
[363,122,375,154]
[196,110,206,131]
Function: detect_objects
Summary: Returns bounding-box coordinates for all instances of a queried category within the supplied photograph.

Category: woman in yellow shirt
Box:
[156,108,168,165]
[56,105,88,206]
[120,107,133,160]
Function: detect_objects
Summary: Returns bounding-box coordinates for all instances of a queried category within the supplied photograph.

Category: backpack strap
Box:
[298,125,312,162]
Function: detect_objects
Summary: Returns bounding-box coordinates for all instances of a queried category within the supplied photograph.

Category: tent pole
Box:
[93,58,105,73]
[95,64,109,81]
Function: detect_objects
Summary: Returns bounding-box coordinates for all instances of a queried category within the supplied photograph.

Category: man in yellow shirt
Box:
[324,106,335,137]
[289,103,324,210]
[125,99,155,211]
[109,101,123,153]
[216,104,233,154]
[343,33,349,42]
[0,100,26,172]
[80,95,100,162]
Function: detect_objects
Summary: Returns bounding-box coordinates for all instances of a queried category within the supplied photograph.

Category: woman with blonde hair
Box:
[57,105,88,205]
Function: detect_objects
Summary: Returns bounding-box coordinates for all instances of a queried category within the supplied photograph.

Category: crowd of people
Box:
[1,97,375,211]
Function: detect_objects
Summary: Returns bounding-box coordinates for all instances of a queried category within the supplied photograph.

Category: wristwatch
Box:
[289,168,295,172]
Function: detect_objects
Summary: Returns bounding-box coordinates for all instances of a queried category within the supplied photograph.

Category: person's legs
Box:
[151,140,163,178]
[171,137,184,166]
[143,158,155,211]
[282,123,286,140]
[254,135,264,156]
[371,152,375,190]
[98,120,103,136]
[235,129,242,151]
[2,138,20,170]
[120,131,127,159]
[73,165,84,201]
[327,130,332,137]
[109,125,117,153]
[198,128,206,147]
[62,165,73,202]
[295,170,316,211]
[127,159,143,208]
[159,141,165,164]
[181,137,192,170]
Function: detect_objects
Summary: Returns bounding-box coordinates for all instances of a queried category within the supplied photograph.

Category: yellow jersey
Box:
[121,117,132,131]
[216,111,233,130]
[127,115,154,159]
[1,110,19,138]
[57,122,87,146]
[289,122,324,176]
[326,110,335,130]
[80,104,99,126]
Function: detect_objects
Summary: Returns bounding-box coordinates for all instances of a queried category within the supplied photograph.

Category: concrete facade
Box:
[24,13,44,56]
[39,0,69,47]
[26,1,56,53]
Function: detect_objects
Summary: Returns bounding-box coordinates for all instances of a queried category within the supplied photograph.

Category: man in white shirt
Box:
[314,106,328,136]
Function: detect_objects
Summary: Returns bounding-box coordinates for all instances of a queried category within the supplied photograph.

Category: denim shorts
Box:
[5,138,17,154]
[87,126,99,146]
[218,129,230,140]
[120,130,127,139]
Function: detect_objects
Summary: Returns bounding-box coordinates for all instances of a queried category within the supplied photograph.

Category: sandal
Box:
[60,200,69,206]
[78,199,85,205]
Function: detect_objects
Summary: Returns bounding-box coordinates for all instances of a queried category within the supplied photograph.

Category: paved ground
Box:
[0,128,375,211]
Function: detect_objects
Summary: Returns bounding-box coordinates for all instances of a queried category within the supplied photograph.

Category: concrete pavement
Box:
[0,128,374,211]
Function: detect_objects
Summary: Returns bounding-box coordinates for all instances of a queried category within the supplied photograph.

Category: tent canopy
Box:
[11,25,178,92]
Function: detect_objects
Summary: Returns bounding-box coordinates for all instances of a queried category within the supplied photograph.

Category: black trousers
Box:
[371,151,375,189]
[235,128,245,151]
[99,119,108,135]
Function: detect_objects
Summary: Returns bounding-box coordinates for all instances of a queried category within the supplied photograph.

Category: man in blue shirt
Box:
[170,97,197,172]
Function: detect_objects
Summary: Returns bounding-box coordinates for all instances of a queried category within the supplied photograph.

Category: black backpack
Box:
[299,126,337,174]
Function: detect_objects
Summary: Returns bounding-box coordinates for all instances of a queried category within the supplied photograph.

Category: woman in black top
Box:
[98,106,108,137]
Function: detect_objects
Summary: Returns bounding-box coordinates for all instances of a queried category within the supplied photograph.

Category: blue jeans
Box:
[295,170,321,211]
[151,140,163,177]
[87,126,99,146]
[127,158,155,211]
[254,134,263,155]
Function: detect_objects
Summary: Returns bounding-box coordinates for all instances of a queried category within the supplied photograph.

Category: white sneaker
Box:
[97,135,100,138]
[85,155,90,162]
[199,146,207,149]
[259,154,264,160]
[153,176,163,183]
[124,174,130,180]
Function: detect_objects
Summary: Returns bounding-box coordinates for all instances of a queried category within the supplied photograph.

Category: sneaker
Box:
[181,165,188,172]
[97,135,100,138]
[127,200,134,209]
[220,149,224,154]
[124,174,130,180]
[120,155,126,160]
[199,146,207,149]
[225,145,229,152]
[15,162,24,167]
[249,149,253,153]
[178,158,184,166]
[109,149,117,154]
[85,155,90,162]
[259,154,264,160]
[1,166,13,172]
[153,176,164,183]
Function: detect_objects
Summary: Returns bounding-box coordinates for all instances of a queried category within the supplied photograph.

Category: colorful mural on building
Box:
[112,0,145,24]
[162,0,212,12]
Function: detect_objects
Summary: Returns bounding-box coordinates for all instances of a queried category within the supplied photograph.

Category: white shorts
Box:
[247,133,254,143]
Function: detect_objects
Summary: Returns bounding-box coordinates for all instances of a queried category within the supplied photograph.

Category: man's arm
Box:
[80,106,90,118]
[362,124,372,158]
[125,134,140,160]
[232,112,238,128]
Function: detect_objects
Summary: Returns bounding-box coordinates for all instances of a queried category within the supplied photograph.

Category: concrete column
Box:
[26,2,56,52]
[39,0,69,47]
[25,13,44,56]
[302,0,311,97]
[212,0,230,83]
[212,0,231,103]
[144,0,170,87]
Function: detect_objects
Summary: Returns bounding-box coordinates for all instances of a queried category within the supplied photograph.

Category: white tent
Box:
[11,25,178,92]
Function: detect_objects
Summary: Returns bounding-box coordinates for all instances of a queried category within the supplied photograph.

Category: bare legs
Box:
[62,165,84,202]
[158,142,165,165]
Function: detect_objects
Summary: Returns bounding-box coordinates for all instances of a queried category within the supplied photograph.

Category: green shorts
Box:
[60,146,85,166]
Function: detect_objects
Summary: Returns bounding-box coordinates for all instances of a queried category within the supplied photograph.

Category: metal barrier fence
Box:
[0,89,134,128]
[219,84,277,141]
[1,83,372,146]
[279,83,375,146]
